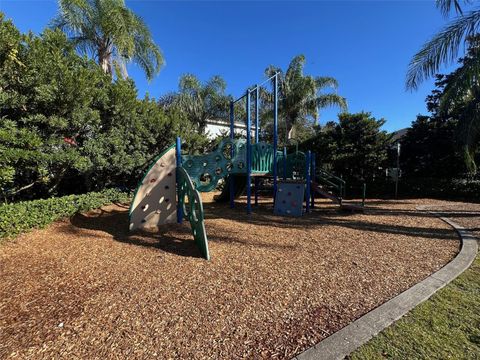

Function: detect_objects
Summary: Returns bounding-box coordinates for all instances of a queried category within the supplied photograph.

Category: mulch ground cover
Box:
[422,201,480,240]
[0,197,460,359]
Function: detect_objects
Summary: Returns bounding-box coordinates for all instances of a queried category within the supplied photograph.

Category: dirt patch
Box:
[0,198,460,359]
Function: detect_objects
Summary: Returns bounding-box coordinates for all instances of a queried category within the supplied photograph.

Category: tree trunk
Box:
[98,44,112,76]
[286,117,295,140]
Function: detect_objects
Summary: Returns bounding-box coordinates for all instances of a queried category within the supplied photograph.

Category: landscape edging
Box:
[293,206,479,360]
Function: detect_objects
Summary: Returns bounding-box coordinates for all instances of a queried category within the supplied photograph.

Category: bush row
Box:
[398,177,480,201]
[0,189,130,240]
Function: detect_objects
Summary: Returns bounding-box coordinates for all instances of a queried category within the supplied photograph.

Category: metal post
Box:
[246,90,252,214]
[395,142,400,199]
[339,182,343,205]
[283,146,287,180]
[254,86,259,207]
[311,152,315,208]
[305,151,311,213]
[362,182,367,207]
[273,73,278,202]
[229,101,235,209]
[176,136,183,224]
[255,86,259,143]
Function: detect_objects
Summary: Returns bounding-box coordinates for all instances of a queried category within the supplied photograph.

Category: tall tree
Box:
[437,35,480,172]
[264,55,347,140]
[406,1,480,172]
[51,0,163,80]
[301,112,391,184]
[0,14,202,200]
[159,74,231,133]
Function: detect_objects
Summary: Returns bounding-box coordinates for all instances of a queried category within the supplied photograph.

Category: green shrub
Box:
[399,177,480,201]
[0,189,130,240]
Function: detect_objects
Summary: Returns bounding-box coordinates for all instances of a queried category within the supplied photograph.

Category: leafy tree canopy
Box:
[52,0,164,80]
[302,112,391,184]
[0,13,197,201]
[262,55,347,142]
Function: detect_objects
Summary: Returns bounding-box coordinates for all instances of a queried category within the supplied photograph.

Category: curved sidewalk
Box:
[293,207,479,360]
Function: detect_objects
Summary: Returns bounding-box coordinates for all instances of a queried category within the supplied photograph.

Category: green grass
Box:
[349,253,480,359]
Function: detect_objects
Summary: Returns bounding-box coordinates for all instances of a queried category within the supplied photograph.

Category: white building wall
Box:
[205,119,256,140]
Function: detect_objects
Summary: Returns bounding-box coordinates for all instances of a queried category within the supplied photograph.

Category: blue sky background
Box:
[0,0,464,132]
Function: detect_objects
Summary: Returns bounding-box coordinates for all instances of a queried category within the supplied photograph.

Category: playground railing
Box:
[315,168,346,199]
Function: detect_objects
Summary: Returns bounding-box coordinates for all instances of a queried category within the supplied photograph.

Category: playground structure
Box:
[129,73,365,260]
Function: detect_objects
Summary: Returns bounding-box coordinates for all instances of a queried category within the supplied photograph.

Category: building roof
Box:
[391,128,408,143]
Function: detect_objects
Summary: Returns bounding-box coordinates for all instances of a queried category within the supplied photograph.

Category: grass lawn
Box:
[349,253,480,359]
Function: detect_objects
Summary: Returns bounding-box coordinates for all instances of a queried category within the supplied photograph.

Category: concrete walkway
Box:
[293,208,479,360]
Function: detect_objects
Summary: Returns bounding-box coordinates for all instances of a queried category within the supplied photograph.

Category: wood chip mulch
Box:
[420,201,480,241]
[0,197,461,359]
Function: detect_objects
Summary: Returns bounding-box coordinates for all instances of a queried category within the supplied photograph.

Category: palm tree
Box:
[159,74,231,133]
[406,0,479,89]
[406,1,480,172]
[437,35,480,172]
[52,0,163,80]
[264,55,347,140]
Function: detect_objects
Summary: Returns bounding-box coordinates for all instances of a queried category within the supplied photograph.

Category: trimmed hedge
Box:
[399,177,480,201]
[0,189,130,240]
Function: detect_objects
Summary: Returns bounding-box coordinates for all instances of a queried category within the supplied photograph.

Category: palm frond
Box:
[52,0,163,80]
[316,94,348,111]
[406,8,480,90]
[315,76,339,90]
[436,0,472,17]
[439,49,480,113]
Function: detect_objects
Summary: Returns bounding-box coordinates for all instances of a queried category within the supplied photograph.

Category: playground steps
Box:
[250,172,270,177]
[312,182,365,212]
[312,182,341,204]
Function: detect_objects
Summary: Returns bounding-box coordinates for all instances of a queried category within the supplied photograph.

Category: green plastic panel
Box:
[182,138,249,192]
[251,142,275,173]
[278,151,306,179]
[177,166,210,260]
[182,138,307,192]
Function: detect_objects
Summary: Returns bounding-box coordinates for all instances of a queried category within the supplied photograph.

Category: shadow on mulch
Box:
[69,209,204,259]
[67,207,297,258]
[203,201,458,242]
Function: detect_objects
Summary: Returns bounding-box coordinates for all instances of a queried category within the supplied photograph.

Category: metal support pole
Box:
[176,136,183,224]
[283,146,287,180]
[246,90,252,214]
[362,182,367,207]
[273,74,278,202]
[395,142,400,199]
[255,86,259,143]
[254,86,259,207]
[229,101,235,209]
[254,178,259,207]
[311,152,316,208]
[305,151,311,213]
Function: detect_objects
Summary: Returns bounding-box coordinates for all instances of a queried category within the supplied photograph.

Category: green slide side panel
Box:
[213,175,248,202]
[177,166,210,260]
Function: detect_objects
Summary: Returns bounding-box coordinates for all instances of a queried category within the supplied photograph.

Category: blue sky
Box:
[0,0,462,132]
